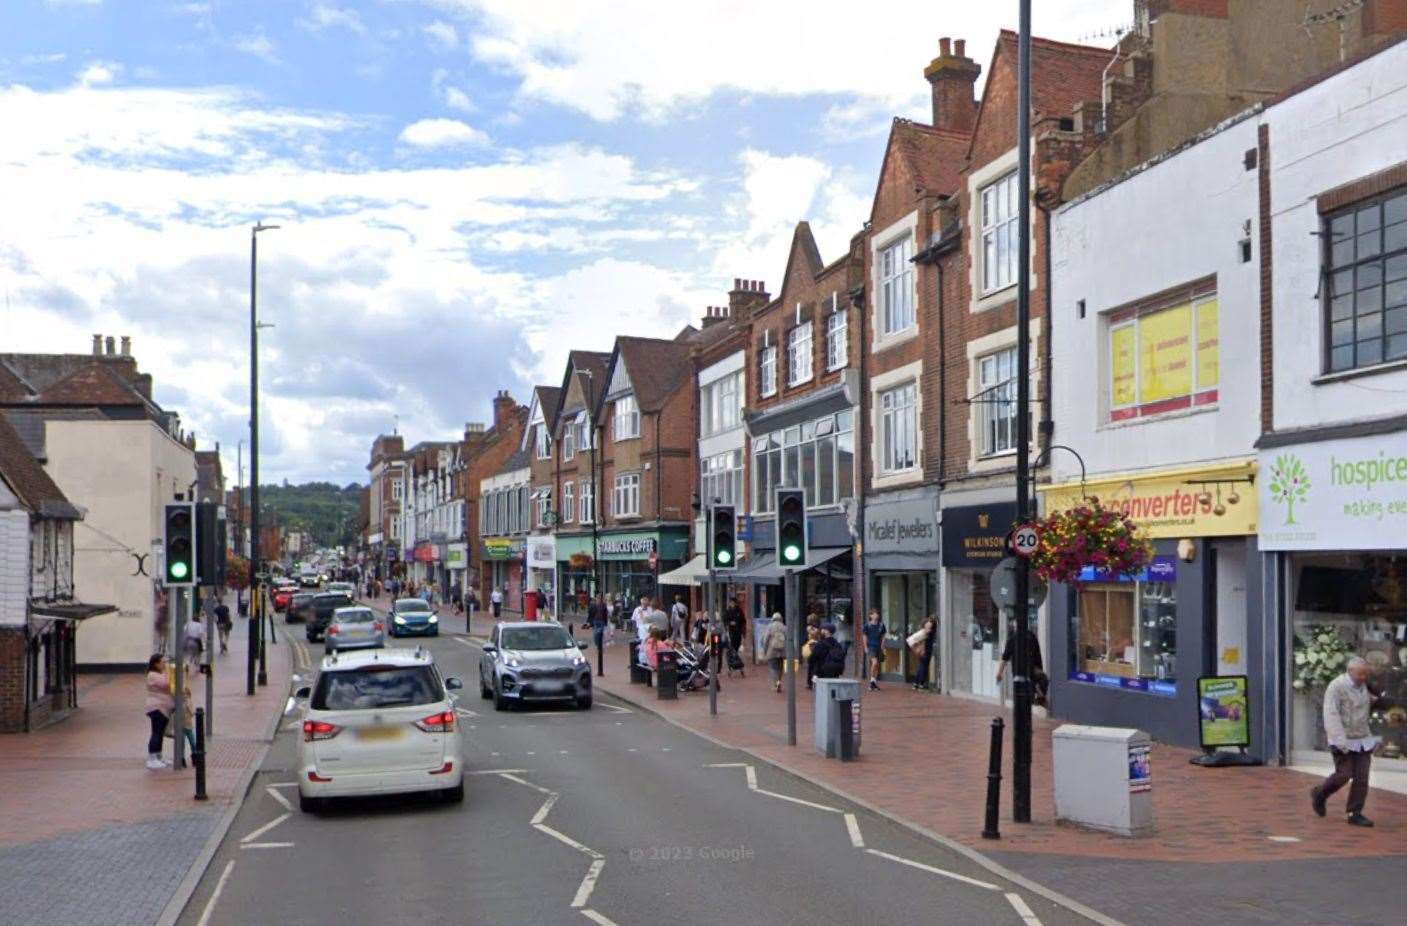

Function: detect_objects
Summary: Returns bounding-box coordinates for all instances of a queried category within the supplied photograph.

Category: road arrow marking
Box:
[240,812,290,844]
[1006,892,1044,925]
[265,786,293,811]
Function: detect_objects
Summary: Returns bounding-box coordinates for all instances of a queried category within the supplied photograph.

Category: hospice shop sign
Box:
[1259,433,1407,551]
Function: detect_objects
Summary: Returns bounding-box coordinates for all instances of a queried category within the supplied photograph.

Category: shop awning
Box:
[657,554,706,587]
[734,548,849,585]
[729,555,776,585]
[29,601,117,620]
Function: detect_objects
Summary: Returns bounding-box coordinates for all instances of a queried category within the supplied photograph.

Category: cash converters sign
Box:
[1041,460,1256,539]
[1259,434,1407,551]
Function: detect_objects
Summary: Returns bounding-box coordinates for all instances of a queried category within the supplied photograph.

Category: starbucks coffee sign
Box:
[1259,433,1407,551]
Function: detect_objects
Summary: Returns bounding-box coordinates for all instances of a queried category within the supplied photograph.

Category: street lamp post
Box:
[249,221,278,695]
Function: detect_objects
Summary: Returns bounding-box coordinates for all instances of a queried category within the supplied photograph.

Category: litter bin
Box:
[656,650,678,700]
[1052,725,1154,836]
[813,678,861,759]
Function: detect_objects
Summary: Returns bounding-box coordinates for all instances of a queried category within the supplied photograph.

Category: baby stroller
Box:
[674,641,717,692]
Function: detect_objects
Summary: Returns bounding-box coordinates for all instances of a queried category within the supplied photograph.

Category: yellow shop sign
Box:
[1039,459,1257,538]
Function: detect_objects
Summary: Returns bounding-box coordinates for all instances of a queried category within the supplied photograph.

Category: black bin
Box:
[656,650,679,700]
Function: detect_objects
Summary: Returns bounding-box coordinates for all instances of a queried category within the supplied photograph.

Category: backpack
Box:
[818,640,847,678]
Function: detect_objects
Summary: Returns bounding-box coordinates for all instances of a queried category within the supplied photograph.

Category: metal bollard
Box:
[193,707,208,802]
[981,716,1003,839]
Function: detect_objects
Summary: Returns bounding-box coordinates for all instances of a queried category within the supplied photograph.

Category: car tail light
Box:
[414,710,455,733]
[429,761,454,776]
[372,622,383,633]
[307,770,333,783]
[302,720,341,742]
[328,625,339,635]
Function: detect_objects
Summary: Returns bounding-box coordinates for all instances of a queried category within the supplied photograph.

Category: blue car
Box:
[389,597,439,637]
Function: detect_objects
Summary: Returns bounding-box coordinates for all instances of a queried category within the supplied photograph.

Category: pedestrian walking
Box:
[863,610,887,690]
[995,619,1048,705]
[802,625,821,690]
[144,654,173,770]
[631,596,652,645]
[762,613,787,692]
[723,596,746,664]
[214,600,232,655]
[589,594,608,655]
[1312,656,1382,826]
[670,594,688,642]
[491,586,504,619]
[183,611,205,666]
[907,616,937,690]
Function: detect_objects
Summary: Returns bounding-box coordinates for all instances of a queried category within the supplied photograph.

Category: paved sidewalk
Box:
[0,605,298,926]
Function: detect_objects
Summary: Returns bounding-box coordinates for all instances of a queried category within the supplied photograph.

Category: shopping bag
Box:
[906,628,927,650]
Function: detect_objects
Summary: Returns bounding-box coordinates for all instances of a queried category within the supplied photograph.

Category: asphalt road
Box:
[178,628,1093,926]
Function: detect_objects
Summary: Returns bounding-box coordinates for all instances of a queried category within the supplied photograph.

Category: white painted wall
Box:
[1050,113,1263,483]
[45,419,196,665]
[1266,41,1407,430]
[0,507,28,629]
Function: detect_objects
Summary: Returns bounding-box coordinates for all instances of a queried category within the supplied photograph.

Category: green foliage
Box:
[1292,624,1353,692]
[255,481,364,549]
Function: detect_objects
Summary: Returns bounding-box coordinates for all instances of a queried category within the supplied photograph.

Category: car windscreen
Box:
[312,665,442,710]
[394,599,431,614]
[335,609,374,624]
[501,626,574,651]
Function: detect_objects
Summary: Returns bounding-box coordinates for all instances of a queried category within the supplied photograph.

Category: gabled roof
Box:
[497,446,531,476]
[609,336,693,413]
[535,386,561,425]
[30,361,146,407]
[556,350,611,426]
[0,361,34,402]
[0,414,80,520]
[867,118,970,225]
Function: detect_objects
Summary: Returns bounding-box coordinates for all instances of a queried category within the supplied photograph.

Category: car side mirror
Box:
[294,686,311,700]
[577,641,588,650]
[445,677,463,690]
[482,644,497,655]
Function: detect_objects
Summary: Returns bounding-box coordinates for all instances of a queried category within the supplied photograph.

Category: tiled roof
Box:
[30,361,146,406]
[0,353,140,394]
[535,386,562,425]
[558,351,611,422]
[615,336,693,412]
[0,414,79,519]
[1000,30,1109,120]
[0,361,34,401]
[892,120,969,196]
[497,446,531,475]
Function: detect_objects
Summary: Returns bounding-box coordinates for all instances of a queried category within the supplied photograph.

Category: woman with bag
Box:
[144,654,173,770]
[908,617,937,690]
[762,613,787,693]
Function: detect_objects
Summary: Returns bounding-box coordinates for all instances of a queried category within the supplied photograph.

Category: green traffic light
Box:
[782,544,801,563]
[716,549,732,564]
[170,561,189,580]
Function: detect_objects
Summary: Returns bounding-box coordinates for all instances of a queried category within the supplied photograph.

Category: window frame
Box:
[579,480,594,525]
[612,472,641,518]
[787,321,814,386]
[561,481,574,524]
[879,236,915,336]
[752,411,854,512]
[980,171,1019,295]
[1321,188,1407,374]
[534,423,551,460]
[562,423,575,461]
[977,347,1018,457]
[1106,291,1219,422]
[613,395,640,441]
[759,346,778,397]
[879,381,918,474]
[826,302,848,371]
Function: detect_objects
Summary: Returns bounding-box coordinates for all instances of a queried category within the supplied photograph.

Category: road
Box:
[179,624,1093,926]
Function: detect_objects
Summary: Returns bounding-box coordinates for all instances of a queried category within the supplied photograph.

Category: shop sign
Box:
[1077,555,1178,583]
[1197,675,1250,748]
[386,541,400,561]
[1068,670,1177,698]
[1258,433,1407,551]
[526,536,555,569]
[483,537,525,560]
[599,536,656,556]
[446,544,467,569]
[1041,459,1257,539]
[413,542,435,564]
[941,502,1016,568]
[865,495,939,555]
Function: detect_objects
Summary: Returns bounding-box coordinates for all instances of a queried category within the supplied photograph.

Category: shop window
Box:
[1108,292,1218,421]
[1323,189,1407,372]
[1070,578,1178,694]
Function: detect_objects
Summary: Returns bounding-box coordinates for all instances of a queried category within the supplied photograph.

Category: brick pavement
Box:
[0,606,293,925]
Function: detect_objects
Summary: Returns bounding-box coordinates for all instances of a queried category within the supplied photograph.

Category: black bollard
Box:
[193,707,208,802]
[981,716,1003,840]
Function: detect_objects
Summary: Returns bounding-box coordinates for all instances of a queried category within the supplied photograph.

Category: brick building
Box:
[461,391,527,608]
[549,351,611,620]
[522,385,562,610]
[365,433,408,580]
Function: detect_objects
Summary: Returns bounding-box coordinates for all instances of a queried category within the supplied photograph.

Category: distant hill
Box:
[258,481,363,549]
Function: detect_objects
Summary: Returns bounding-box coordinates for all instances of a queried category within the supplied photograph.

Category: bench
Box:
[628,639,654,686]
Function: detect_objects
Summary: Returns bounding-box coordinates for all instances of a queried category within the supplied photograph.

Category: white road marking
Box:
[265,786,293,811]
[281,720,301,732]
[571,858,606,908]
[845,813,865,848]
[1267,835,1301,843]
[660,747,670,752]
[267,782,298,789]
[626,747,637,752]
[754,787,841,813]
[467,768,530,775]
[526,751,536,756]
[560,749,569,754]
[490,752,501,757]
[531,794,560,826]
[705,762,749,768]
[240,812,291,844]
[455,707,480,718]
[580,909,620,926]
[599,703,632,714]
[195,859,235,926]
[1006,892,1043,925]
[866,849,1000,891]
[534,823,605,859]
[240,842,295,850]
[497,772,552,794]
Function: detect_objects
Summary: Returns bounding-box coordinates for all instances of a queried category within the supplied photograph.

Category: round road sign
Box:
[989,556,1049,611]
[1011,523,1040,557]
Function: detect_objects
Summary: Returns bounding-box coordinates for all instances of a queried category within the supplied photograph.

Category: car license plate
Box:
[356,726,403,741]
[537,680,565,693]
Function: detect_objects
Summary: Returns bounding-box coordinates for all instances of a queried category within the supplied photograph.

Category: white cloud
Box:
[398,117,489,148]
[423,20,459,50]
[233,34,279,64]
[431,68,475,112]
[76,60,120,86]
[438,0,1125,121]
[302,4,367,35]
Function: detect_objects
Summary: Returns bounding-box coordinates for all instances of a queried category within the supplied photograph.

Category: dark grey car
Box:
[479,622,592,710]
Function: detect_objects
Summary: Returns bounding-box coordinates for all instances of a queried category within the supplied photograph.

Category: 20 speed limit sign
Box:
[1010,523,1040,557]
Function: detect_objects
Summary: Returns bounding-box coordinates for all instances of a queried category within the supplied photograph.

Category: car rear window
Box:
[336,609,374,623]
[316,595,352,609]
[312,666,443,710]
[501,626,574,651]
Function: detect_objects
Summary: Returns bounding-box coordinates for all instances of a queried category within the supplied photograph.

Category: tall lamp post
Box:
[249,221,279,695]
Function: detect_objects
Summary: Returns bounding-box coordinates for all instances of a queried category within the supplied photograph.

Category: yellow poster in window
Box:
[1196,298,1219,390]
[1138,303,1192,404]
[1111,325,1136,407]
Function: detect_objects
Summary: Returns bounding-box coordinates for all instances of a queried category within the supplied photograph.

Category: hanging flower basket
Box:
[1029,497,1152,585]
[569,552,594,570]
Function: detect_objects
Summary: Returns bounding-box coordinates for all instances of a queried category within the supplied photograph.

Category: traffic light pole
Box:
[785,568,797,747]
[707,571,718,717]
[1012,0,1035,825]
[248,226,260,696]
[171,588,186,771]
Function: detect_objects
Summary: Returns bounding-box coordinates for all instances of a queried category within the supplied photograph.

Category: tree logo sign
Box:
[1268,453,1310,525]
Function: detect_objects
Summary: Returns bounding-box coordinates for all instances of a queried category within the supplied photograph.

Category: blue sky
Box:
[0,0,1123,484]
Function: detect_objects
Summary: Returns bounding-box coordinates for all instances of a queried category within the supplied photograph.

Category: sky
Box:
[0,0,1125,486]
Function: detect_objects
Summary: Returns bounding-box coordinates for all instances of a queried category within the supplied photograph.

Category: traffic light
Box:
[708,505,736,571]
[196,502,227,586]
[164,502,196,587]
[776,488,807,569]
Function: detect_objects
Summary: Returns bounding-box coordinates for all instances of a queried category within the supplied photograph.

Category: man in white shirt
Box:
[490,587,503,619]
[1312,656,1381,827]
[632,596,652,644]
[670,594,688,641]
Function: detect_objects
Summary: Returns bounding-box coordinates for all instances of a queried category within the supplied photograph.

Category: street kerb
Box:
[596,681,1125,926]
[155,655,293,926]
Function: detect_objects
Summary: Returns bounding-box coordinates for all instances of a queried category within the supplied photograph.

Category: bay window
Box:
[752,410,854,512]
[701,371,743,436]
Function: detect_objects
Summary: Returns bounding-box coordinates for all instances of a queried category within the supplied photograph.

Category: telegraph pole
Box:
[249,221,278,694]
[1012,0,1035,824]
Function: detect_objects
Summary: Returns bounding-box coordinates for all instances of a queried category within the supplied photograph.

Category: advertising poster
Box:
[1197,675,1251,748]
[1128,745,1152,792]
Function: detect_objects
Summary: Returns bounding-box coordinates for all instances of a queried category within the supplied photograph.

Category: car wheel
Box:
[441,782,464,804]
[299,792,323,814]
[493,678,507,711]
[576,693,593,710]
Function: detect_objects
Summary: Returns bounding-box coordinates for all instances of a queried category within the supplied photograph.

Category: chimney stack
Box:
[924,36,981,134]
[120,335,131,356]
[492,389,517,432]
[728,278,769,316]
[92,334,102,355]
[104,336,115,355]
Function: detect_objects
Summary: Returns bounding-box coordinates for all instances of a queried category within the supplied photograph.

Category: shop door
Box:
[1214,542,1247,675]
[969,572,1002,700]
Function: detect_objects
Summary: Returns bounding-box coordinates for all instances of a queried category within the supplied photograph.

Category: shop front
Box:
[482,536,525,615]
[1042,459,1260,750]
[738,511,855,660]
[554,533,599,620]
[584,528,688,614]
[1260,430,1407,771]
[940,497,1018,701]
[526,535,556,618]
[445,542,467,601]
[865,487,940,685]
[412,540,436,588]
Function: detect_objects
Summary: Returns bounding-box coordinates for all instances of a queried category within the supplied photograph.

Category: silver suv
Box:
[479,622,591,711]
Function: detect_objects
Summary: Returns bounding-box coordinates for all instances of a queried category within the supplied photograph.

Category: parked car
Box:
[324,606,385,653]
[389,597,439,637]
[286,592,316,624]
[479,621,591,711]
[294,647,464,812]
[306,592,354,642]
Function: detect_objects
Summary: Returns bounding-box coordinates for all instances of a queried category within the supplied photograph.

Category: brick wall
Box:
[0,626,25,733]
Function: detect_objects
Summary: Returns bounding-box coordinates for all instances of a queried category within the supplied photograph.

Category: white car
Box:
[295,648,465,812]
